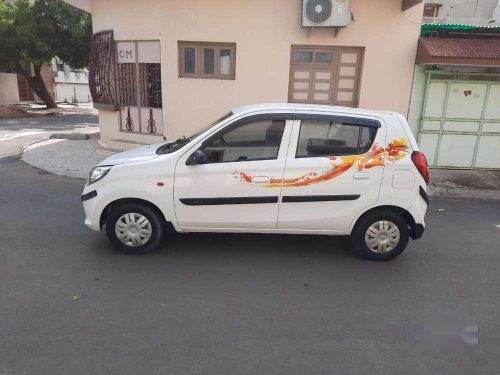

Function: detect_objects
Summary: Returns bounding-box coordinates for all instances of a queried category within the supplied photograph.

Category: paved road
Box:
[1,157,499,374]
[0,114,98,158]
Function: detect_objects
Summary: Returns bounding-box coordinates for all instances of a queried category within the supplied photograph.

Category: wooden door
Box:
[289,45,364,108]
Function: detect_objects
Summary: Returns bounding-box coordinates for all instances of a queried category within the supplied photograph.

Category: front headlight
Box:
[87,166,112,185]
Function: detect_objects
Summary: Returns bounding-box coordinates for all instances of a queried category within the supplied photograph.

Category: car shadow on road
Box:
[170,232,352,255]
[87,231,357,262]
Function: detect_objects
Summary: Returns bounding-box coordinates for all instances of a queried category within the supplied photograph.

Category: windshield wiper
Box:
[174,136,189,144]
[156,136,190,155]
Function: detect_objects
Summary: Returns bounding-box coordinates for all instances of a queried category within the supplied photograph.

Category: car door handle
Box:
[353,172,370,180]
[252,176,270,184]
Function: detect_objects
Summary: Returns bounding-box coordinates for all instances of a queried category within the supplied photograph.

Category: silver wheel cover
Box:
[364,220,400,254]
[115,213,152,247]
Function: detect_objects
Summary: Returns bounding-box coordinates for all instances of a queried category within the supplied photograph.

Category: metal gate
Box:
[418,72,500,169]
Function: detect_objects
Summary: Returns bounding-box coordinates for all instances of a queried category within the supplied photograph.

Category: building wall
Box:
[55,83,92,103]
[408,65,427,136]
[0,73,20,104]
[17,75,34,101]
[52,58,92,103]
[91,0,424,142]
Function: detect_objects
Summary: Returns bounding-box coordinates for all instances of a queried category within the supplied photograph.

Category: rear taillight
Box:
[411,151,429,184]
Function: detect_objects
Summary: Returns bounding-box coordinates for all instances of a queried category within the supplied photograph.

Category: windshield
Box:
[156,112,233,155]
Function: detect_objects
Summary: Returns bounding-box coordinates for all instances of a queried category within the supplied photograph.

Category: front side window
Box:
[179,41,236,80]
[202,119,286,163]
[156,112,233,155]
[296,120,377,158]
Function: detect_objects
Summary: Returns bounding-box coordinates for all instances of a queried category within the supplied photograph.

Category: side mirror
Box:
[186,149,209,165]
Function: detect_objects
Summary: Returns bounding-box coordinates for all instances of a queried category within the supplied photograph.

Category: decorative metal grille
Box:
[139,63,162,108]
[146,108,157,134]
[89,30,118,108]
[125,106,134,132]
[118,63,137,106]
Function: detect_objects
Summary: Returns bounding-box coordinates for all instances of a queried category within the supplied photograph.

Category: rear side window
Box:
[296,120,377,158]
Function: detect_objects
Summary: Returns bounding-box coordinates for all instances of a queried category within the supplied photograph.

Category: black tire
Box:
[351,210,410,261]
[105,202,164,255]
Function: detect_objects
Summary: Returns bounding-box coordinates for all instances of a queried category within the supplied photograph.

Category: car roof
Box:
[232,103,401,117]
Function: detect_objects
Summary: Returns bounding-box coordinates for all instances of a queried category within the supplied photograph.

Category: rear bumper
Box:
[419,186,429,205]
[410,223,425,240]
[408,185,428,240]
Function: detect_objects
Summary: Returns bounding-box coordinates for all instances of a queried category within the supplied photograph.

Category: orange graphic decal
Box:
[234,138,410,188]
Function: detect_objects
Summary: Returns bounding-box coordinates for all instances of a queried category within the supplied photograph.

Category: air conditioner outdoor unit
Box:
[302,0,350,27]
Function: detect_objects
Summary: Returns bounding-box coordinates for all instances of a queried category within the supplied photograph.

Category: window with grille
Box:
[116,41,163,135]
[118,63,137,106]
[140,63,162,108]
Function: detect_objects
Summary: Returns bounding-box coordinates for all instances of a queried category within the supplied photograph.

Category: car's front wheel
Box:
[105,202,164,255]
[351,210,410,261]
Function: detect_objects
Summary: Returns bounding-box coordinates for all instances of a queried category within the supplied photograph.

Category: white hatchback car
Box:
[82,103,429,261]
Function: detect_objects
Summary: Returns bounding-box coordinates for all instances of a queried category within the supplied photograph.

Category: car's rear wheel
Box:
[351,210,409,261]
[105,203,164,255]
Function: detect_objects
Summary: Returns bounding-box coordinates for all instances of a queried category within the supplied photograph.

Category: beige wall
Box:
[91,0,424,143]
[0,73,20,104]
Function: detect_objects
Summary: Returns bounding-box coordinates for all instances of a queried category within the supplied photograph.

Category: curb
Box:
[49,133,90,141]
[427,185,500,200]
[23,138,67,152]
[21,136,105,180]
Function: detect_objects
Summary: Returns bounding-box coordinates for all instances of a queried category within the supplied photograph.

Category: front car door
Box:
[277,114,386,233]
[173,113,293,230]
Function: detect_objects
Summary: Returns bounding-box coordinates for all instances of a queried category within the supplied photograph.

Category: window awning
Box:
[421,23,500,37]
[416,37,500,66]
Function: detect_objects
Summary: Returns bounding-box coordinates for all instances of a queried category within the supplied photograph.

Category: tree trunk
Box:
[31,72,58,109]
[18,63,58,109]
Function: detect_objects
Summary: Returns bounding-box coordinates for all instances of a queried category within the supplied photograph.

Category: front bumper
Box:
[81,190,97,202]
[81,188,102,232]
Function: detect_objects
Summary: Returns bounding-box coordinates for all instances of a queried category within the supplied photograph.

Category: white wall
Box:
[54,83,92,103]
[0,73,20,104]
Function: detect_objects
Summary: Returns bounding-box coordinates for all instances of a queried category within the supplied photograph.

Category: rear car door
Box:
[173,114,293,230]
[277,114,386,233]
